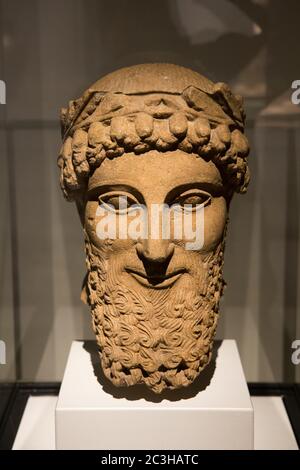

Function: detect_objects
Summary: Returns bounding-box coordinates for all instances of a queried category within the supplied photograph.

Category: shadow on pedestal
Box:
[83,340,221,403]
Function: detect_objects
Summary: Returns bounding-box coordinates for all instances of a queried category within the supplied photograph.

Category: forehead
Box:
[88,150,222,193]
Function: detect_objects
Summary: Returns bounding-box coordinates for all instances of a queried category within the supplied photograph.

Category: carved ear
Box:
[81,273,89,305]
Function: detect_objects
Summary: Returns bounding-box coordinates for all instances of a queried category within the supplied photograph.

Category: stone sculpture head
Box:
[58,64,250,393]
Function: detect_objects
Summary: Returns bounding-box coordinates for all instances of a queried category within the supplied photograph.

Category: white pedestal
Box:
[55,340,254,450]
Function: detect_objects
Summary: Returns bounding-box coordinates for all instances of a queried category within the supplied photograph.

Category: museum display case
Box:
[0,0,300,451]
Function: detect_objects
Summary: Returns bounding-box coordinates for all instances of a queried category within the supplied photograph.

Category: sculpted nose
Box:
[136,239,175,263]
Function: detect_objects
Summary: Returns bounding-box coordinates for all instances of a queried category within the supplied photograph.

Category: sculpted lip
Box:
[125,267,186,288]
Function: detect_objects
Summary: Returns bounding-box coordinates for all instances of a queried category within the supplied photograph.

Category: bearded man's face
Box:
[82,149,228,393]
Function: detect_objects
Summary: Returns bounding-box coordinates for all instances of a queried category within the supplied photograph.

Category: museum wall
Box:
[0,0,299,383]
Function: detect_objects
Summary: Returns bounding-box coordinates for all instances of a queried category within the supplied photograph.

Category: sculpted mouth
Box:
[125,267,186,288]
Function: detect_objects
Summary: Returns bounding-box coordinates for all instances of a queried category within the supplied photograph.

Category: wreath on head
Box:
[58,65,250,201]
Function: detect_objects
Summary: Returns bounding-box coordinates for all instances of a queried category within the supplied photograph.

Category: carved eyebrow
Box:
[87,183,145,204]
[165,182,225,204]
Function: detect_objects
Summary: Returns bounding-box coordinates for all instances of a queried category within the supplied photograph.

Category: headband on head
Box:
[58,70,250,201]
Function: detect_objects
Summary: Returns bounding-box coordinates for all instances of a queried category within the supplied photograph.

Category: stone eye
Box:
[174,189,211,210]
[98,192,139,213]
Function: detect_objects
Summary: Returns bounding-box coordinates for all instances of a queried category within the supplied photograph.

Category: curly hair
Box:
[57,64,250,201]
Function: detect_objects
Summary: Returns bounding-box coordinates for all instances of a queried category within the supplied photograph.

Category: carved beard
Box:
[84,236,226,394]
